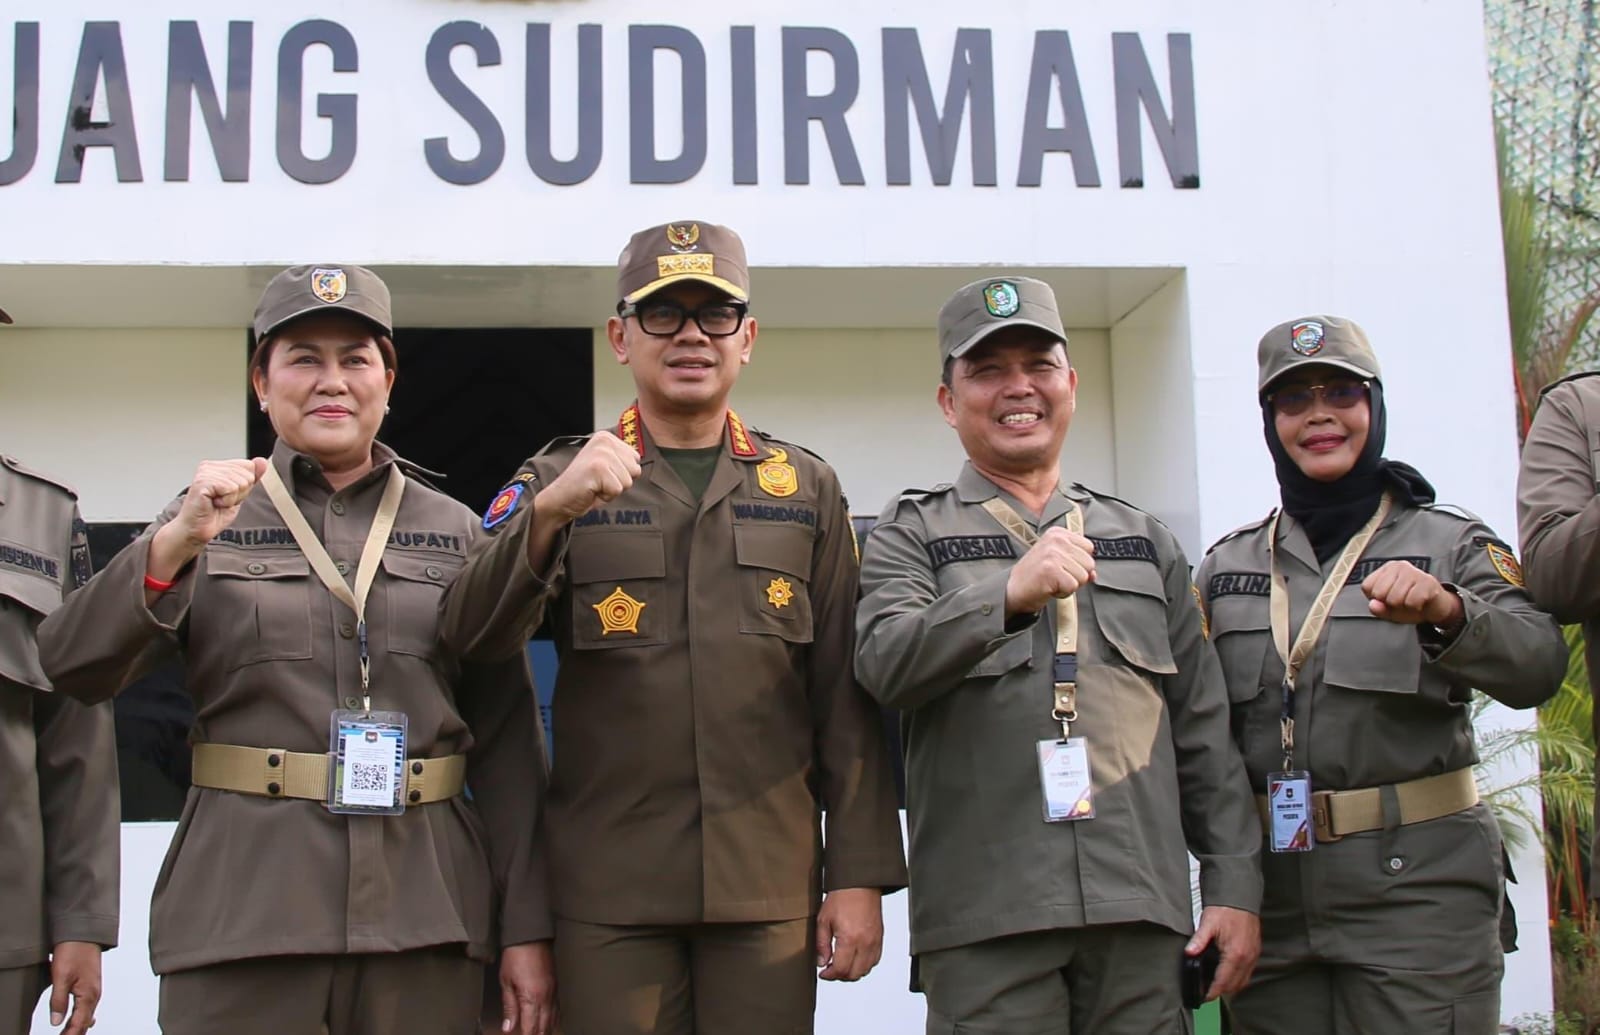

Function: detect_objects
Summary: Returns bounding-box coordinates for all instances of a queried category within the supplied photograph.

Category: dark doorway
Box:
[246,327,595,512]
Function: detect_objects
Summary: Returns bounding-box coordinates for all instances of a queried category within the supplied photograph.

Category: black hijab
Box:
[1262,379,1436,562]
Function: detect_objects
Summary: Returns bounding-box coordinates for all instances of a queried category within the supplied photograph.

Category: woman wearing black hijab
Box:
[1195,316,1564,1034]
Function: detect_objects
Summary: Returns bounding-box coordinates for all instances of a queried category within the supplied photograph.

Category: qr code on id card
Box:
[348,761,388,792]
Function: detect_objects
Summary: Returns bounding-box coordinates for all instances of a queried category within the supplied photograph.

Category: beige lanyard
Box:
[981,495,1085,739]
[261,462,406,712]
[1266,493,1391,770]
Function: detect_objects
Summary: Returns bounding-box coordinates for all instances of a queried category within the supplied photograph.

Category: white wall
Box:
[593,327,1117,517]
[0,329,247,521]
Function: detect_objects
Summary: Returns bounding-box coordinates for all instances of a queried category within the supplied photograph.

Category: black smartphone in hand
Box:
[1181,941,1222,1009]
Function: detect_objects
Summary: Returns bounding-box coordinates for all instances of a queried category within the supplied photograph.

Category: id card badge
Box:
[327,710,409,815]
[1037,738,1096,822]
[1267,770,1314,852]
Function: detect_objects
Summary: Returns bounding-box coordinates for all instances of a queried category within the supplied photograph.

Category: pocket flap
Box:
[0,570,60,617]
[1208,591,1270,635]
[380,552,457,585]
[566,530,666,584]
[1323,613,1420,693]
[1092,588,1179,675]
[1089,557,1166,600]
[733,523,811,579]
[206,550,310,580]
[967,631,1035,679]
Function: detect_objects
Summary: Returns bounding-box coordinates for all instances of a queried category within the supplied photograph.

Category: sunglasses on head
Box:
[1266,379,1370,418]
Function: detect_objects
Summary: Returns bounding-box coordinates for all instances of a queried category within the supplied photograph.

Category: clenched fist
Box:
[1004,527,1096,618]
[538,432,642,524]
[148,458,269,584]
[1361,559,1464,629]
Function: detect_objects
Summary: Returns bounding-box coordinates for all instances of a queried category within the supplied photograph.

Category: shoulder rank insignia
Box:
[595,586,646,634]
[757,447,798,498]
[1482,540,1525,588]
[483,483,525,530]
[766,576,796,609]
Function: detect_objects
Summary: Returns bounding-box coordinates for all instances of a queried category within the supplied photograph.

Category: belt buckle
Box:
[1311,790,1341,843]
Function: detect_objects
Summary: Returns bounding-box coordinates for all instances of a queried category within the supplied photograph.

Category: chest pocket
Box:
[733,523,814,644]
[1087,561,1177,677]
[381,552,459,659]
[1322,586,1421,694]
[204,549,315,670]
[0,569,61,690]
[1207,589,1275,704]
[566,530,669,650]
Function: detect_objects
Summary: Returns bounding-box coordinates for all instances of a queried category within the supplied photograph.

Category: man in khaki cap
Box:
[0,451,118,1035]
[442,221,907,1035]
[855,276,1261,1033]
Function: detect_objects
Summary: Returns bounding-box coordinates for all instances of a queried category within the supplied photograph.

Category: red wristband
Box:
[143,573,178,594]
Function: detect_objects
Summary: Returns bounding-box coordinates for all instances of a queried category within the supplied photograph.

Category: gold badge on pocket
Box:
[594,586,646,635]
[757,448,798,498]
[766,577,795,609]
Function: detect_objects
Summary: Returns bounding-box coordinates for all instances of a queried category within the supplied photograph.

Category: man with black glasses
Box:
[443,221,906,1035]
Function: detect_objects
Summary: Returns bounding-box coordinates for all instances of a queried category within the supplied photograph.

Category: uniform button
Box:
[408,790,422,804]
[267,782,282,796]
[331,500,346,516]
[339,623,355,639]
[335,560,350,575]
[246,562,266,575]
[344,696,361,709]
[411,761,425,776]
[266,753,281,768]
[1387,856,1405,872]
[981,603,994,616]
[425,566,443,581]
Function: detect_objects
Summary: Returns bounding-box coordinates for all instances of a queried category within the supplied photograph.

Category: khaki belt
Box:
[1254,767,1478,844]
[191,743,466,805]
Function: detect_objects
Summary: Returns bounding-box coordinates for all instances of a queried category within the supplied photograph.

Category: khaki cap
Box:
[938,276,1067,367]
[617,221,750,305]
[1257,315,1380,392]
[253,265,393,340]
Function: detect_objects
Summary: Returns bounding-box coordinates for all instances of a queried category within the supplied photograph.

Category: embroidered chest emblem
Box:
[766,577,795,609]
[594,586,647,635]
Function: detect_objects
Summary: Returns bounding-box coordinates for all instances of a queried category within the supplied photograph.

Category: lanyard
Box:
[261,462,406,713]
[1266,493,1391,770]
[980,495,1085,739]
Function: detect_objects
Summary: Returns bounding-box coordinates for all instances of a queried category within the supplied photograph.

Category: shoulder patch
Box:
[0,455,78,498]
[1539,370,1600,398]
[482,482,526,531]
[1205,512,1274,555]
[1473,535,1525,587]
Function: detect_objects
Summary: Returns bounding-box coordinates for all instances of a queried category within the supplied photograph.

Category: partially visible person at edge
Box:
[1518,368,1600,905]
[855,276,1261,1035]
[0,443,118,1035]
[36,266,555,1035]
[1196,316,1565,1034]
[440,221,907,1035]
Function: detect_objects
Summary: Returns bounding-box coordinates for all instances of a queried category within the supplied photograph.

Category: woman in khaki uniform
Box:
[1195,316,1565,1034]
[36,266,555,1035]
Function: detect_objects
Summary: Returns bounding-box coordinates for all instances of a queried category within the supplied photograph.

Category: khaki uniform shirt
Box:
[1197,501,1563,794]
[0,456,119,969]
[36,441,550,974]
[1518,371,1600,887]
[441,415,907,925]
[854,465,1261,956]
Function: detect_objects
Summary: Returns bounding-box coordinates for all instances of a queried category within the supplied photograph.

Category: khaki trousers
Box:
[553,917,816,1035]
[917,923,1192,1035]
[158,947,482,1035]
[0,964,47,1035]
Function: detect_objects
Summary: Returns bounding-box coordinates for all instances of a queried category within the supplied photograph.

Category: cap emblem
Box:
[983,281,1020,318]
[1290,320,1325,356]
[666,223,701,253]
[310,267,347,304]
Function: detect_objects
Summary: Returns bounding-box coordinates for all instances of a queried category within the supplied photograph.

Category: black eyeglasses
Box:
[617,300,749,337]
[1267,379,1371,418]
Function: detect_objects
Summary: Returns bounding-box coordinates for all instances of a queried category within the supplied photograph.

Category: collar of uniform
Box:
[626,409,768,464]
[954,461,1081,511]
[270,439,434,493]
[1272,501,1405,574]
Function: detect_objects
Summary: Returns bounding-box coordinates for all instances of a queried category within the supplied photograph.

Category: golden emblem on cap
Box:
[766,577,795,610]
[666,223,701,253]
[1290,320,1325,356]
[594,586,646,635]
[1485,542,1525,588]
[757,447,798,498]
[310,267,348,304]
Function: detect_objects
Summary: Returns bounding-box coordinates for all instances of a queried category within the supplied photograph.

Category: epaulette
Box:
[1072,482,1181,536]
[0,455,78,498]
[1205,512,1274,555]
[749,429,832,468]
[1417,501,1481,524]
[1539,370,1600,398]
[534,432,597,458]
[395,459,449,495]
[898,483,954,501]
